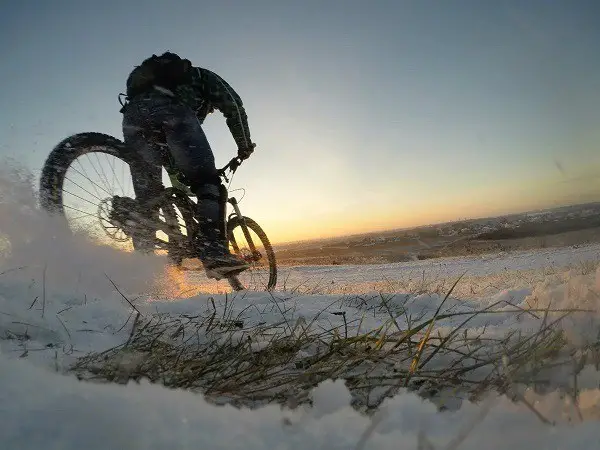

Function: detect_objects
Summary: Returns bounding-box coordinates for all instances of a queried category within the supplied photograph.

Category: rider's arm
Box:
[192,67,253,150]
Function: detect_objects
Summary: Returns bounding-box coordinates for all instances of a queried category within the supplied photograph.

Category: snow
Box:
[270,243,600,296]
[2,162,600,448]
[4,352,600,449]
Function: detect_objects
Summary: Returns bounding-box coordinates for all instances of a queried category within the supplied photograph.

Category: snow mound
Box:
[3,352,600,450]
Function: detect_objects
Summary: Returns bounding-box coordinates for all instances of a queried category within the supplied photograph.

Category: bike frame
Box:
[147,156,261,264]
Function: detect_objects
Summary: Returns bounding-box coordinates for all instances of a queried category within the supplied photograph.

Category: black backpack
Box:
[125,52,193,98]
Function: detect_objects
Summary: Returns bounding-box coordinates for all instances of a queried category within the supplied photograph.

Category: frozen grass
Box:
[67,267,600,420]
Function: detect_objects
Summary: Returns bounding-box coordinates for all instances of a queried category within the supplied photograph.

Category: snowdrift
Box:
[2,161,600,448]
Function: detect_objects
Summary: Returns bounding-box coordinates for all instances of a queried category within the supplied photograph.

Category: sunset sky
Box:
[1,0,599,243]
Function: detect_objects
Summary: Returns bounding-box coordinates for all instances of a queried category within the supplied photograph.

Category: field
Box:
[2,169,600,449]
[273,202,600,266]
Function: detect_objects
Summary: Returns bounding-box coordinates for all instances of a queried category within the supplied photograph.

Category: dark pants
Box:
[121,91,224,251]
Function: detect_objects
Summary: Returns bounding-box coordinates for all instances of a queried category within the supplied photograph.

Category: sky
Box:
[1,0,600,244]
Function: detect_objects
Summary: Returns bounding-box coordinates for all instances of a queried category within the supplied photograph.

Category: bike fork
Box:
[228,197,259,258]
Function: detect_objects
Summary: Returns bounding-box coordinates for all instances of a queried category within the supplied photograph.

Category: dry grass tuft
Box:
[70,274,594,415]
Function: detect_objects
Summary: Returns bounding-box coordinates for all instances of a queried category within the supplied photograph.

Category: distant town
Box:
[274,202,600,266]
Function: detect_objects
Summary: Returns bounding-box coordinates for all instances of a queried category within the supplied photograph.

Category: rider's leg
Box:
[128,158,163,252]
[122,104,165,253]
[161,119,226,242]
[158,105,249,277]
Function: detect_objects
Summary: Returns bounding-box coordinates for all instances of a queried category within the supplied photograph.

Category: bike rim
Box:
[58,147,189,253]
[228,220,276,291]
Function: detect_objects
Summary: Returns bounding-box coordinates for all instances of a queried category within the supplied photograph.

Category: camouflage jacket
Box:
[173,67,253,150]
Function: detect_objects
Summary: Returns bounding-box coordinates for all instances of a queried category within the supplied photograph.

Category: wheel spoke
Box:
[63,204,95,218]
[63,189,100,208]
[104,152,126,194]
[64,176,104,202]
[89,153,114,194]
[68,212,96,222]
[72,160,111,197]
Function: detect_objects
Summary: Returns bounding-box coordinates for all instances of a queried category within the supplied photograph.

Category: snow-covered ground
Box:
[269,243,600,295]
[2,165,600,448]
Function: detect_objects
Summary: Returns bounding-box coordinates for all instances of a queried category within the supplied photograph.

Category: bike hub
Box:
[109,196,141,235]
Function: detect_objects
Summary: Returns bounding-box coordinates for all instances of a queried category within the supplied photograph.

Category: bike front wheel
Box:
[227,216,277,292]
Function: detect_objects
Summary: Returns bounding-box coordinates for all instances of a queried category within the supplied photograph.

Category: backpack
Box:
[125,52,193,98]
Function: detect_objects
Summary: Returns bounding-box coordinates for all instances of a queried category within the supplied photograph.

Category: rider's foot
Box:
[200,239,249,279]
[194,213,249,279]
[203,252,250,280]
[195,225,249,279]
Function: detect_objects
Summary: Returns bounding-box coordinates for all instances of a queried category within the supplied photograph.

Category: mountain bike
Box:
[38,132,277,291]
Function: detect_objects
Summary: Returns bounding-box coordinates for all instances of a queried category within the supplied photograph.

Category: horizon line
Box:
[272,199,600,247]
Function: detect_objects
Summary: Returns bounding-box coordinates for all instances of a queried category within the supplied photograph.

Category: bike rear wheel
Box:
[39,132,189,256]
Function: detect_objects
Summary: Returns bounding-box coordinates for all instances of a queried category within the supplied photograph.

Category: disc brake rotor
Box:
[98,196,141,242]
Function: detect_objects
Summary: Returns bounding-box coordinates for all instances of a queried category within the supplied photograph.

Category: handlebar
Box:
[217,156,245,182]
[217,143,255,179]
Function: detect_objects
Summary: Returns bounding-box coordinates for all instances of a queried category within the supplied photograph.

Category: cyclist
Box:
[120,52,255,279]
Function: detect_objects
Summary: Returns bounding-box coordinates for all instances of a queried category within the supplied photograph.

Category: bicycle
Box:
[38,131,277,292]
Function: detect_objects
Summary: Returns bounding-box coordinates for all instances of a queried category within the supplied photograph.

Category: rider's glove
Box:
[238,143,256,160]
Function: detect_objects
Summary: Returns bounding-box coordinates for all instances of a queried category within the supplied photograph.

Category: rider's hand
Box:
[238,143,256,160]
